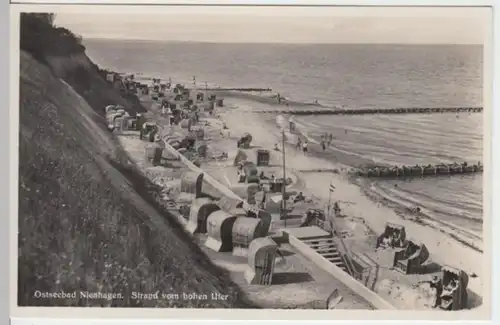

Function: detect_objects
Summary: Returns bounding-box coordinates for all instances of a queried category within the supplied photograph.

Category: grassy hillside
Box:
[18,14,254,308]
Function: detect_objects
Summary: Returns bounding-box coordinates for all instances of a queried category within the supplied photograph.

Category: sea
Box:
[83,39,484,236]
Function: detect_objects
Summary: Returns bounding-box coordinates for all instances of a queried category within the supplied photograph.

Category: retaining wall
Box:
[286,233,396,310]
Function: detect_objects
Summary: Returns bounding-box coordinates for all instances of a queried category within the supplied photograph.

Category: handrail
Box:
[334,226,358,278]
[326,209,359,279]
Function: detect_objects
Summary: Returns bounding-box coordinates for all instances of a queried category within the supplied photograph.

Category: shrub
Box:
[20,13,86,61]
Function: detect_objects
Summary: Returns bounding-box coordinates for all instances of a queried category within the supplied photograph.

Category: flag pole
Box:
[282,128,287,227]
[328,179,335,221]
[328,185,332,216]
[327,180,334,235]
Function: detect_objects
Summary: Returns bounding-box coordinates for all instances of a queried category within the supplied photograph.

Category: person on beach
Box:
[293,192,305,203]
[296,138,302,150]
[321,140,326,151]
[277,93,282,104]
[237,169,247,183]
[328,133,333,146]
[333,201,340,215]
[260,191,267,209]
[419,276,443,308]
[302,141,308,155]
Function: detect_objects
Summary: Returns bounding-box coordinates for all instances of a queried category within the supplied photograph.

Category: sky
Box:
[52,6,490,44]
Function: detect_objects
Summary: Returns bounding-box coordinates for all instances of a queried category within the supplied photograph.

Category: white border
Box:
[7,0,497,6]
[8,0,498,323]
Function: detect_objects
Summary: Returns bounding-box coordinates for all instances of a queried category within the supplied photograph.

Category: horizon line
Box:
[83,37,483,46]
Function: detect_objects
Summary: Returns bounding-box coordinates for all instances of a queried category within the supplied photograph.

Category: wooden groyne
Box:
[252,106,483,116]
[350,162,483,179]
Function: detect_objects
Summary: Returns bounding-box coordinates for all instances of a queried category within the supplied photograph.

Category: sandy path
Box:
[215,100,485,310]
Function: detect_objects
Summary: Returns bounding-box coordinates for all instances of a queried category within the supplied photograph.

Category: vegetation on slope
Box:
[20,13,145,115]
[18,14,255,308]
[20,13,85,61]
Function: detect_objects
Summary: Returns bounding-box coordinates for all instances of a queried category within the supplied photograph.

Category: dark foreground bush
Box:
[20,13,86,62]
[20,13,146,116]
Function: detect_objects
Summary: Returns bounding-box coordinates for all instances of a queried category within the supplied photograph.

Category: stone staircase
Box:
[301,235,349,273]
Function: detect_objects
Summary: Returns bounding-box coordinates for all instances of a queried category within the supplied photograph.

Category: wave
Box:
[375,181,483,224]
[359,178,483,248]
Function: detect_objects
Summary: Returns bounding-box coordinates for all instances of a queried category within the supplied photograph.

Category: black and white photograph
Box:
[14,4,491,317]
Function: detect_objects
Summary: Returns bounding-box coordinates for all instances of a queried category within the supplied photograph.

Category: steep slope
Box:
[18,50,254,308]
[45,53,146,115]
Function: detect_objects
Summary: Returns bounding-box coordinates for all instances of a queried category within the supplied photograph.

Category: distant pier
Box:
[251,106,483,116]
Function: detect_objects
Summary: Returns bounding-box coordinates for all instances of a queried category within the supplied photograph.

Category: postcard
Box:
[9,3,493,321]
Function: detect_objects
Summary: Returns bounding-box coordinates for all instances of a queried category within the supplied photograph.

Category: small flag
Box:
[329,183,336,192]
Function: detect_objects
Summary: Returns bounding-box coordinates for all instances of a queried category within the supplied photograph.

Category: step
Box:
[321,252,342,259]
[309,243,338,250]
[301,236,334,244]
[314,246,339,254]
[315,247,339,254]
[327,257,344,264]
[307,239,335,246]
[308,242,336,248]
[312,243,337,249]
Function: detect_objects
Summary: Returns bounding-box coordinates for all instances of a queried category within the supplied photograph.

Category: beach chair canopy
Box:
[442,265,469,288]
